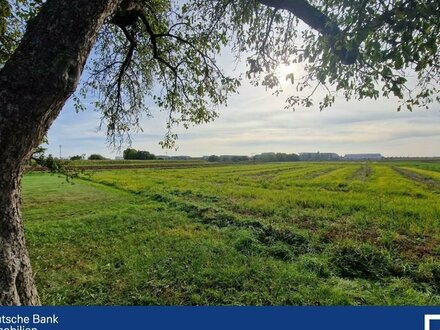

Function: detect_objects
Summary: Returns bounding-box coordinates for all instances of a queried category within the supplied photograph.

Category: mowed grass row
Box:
[22,162,440,305]
[89,163,440,233]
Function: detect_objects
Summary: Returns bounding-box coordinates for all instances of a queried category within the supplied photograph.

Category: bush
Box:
[330,242,393,280]
[88,154,106,160]
[298,255,331,278]
[233,231,262,256]
[207,155,220,162]
[136,150,155,160]
[415,260,440,291]
[266,242,293,261]
[123,148,155,160]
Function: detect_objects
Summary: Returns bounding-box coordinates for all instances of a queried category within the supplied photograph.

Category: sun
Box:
[275,63,303,87]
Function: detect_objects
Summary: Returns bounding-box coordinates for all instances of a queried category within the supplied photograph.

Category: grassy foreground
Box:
[22,162,440,305]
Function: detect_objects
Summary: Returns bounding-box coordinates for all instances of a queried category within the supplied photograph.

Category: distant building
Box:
[114,156,124,160]
[344,153,383,160]
[299,152,340,161]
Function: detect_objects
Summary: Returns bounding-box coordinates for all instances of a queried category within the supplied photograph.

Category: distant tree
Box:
[123,148,138,160]
[285,153,300,162]
[207,155,220,162]
[253,152,300,162]
[123,148,155,160]
[217,155,249,162]
[70,155,83,161]
[136,150,155,160]
[231,156,249,162]
[88,154,107,160]
[254,153,277,162]
[275,153,288,162]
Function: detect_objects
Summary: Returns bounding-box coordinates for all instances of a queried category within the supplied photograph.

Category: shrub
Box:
[207,155,220,162]
[234,231,261,256]
[414,260,440,292]
[298,255,331,278]
[123,148,155,160]
[88,154,106,160]
[330,242,393,280]
[266,242,293,261]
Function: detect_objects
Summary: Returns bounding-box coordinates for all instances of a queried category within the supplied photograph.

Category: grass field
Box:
[69,159,207,167]
[22,161,440,305]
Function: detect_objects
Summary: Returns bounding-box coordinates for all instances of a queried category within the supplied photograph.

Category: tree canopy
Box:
[2,0,439,148]
[123,147,156,159]
[88,153,107,160]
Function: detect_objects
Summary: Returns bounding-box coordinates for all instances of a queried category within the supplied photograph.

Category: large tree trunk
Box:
[0,167,39,305]
[0,0,122,305]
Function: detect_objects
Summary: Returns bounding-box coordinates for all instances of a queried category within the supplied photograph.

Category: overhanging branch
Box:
[257,0,358,64]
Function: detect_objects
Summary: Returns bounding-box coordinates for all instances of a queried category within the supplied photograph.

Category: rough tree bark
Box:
[0,0,122,305]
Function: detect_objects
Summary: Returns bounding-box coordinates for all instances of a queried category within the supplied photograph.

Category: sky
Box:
[46,60,440,159]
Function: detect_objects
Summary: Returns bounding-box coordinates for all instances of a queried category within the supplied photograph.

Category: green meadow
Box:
[22,161,440,305]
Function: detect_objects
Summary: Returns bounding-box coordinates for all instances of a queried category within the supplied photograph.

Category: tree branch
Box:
[139,13,179,76]
[257,0,358,64]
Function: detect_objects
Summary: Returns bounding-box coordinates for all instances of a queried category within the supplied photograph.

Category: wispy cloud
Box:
[46,65,440,158]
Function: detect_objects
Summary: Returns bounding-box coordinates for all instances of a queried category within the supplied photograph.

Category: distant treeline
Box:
[254,152,300,162]
[206,152,300,162]
[123,148,156,160]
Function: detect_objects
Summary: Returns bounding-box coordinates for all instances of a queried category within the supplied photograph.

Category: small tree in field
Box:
[207,155,220,162]
[88,154,107,160]
[123,148,138,160]
[0,0,439,305]
[123,148,155,160]
[136,150,155,160]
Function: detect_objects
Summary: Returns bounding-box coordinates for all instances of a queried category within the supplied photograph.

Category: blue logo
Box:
[425,315,440,330]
